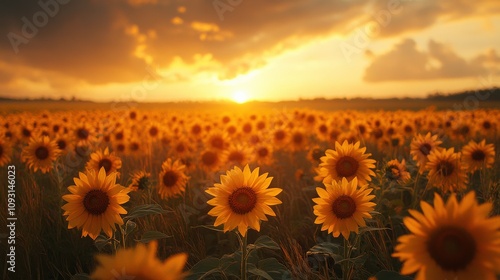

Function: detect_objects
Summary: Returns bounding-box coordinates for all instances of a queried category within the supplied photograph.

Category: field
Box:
[1,100,500,280]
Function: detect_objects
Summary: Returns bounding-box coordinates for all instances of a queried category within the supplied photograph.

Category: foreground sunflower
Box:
[393,192,500,280]
[21,136,61,173]
[461,139,495,173]
[313,177,376,239]
[410,133,442,174]
[425,148,468,193]
[91,241,187,280]
[318,141,376,185]
[158,158,189,199]
[62,167,130,239]
[206,165,282,237]
[86,147,122,177]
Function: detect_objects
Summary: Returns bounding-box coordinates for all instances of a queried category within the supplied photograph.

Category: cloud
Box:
[363,38,500,82]
[0,0,498,91]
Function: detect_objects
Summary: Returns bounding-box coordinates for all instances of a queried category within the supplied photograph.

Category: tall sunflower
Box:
[312,177,376,239]
[128,170,151,191]
[425,148,468,193]
[62,167,130,239]
[318,141,376,185]
[461,139,495,173]
[410,133,442,174]
[91,241,187,280]
[86,147,122,177]
[206,165,282,237]
[393,192,500,280]
[158,158,189,199]
[21,136,61,173]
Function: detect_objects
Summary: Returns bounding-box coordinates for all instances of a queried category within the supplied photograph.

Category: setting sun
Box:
[232,91,250,104]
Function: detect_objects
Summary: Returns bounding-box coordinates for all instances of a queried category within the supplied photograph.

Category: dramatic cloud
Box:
[364,38,500,82]
[0,0,498,92]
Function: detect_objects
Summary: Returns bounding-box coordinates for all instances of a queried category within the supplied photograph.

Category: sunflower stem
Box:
[240,232,248,280]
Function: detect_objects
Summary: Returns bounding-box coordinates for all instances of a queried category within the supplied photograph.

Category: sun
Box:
[232,90,250,104]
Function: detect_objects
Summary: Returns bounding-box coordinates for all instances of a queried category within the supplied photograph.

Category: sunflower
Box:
[158,158,189,199]
[288,129,308,152]
[0,138,12,167]
[61,167,130,239]
[313,177,376,239]
[21,136,61,173]
[425,148,468,193]
[74,123,94,146]
[410,133,443,174]
[128,170,151,191]
[393,192,500,280]
[318,141,376,185]
[385,159,411,185]
[199,149,224,172]
[86,147,122,177]
[224,143,253,167]
[91,241,187,280]
[461,139,495,173]
[206,165,282,237]
[254,144,274,166]
[205,131,229,151]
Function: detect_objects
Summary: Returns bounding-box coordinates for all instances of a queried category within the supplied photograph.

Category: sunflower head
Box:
[86,147,122,177]
[393,191,500,279]
[158,158,189,199]
[425,148,468,193]
[313,177,376,239]
[461,139,495,172]
[128,170,151,191]
[206,164,282,237]
[62,167,130,239]
[318,141,376,185]
[21,136,61,173]
[91,241,188,280]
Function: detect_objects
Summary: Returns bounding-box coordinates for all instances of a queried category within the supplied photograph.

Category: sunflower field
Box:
[1,107,500,280]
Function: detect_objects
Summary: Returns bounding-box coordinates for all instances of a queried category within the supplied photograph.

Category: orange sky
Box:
[1,0,499,102]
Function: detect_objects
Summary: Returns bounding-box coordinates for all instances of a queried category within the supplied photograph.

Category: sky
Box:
[0,0,499,102]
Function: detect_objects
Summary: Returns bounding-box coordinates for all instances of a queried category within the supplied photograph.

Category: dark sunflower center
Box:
[162,171,178,187]
[201,151,217,166]
[387,127,395,135]
[98,158,113,173]
[319,124,327,134]
[335,156,359,178]
[292,133,303,144]
[419,143,432,156]
[77,128,89,140]
[258,147,269,157]
[257,121,265,130]
[130,143,139,151]
[22,128,31,137]
[191,125,202,135]
[149,127,159,136]
[53,125,60,133]
[137,176,149,190]
[227,126,236,135]
[274,130,285,141]
[228,187,257,215]
[117,144,125,152]
[83,190,110,215]
[332,195,356,219]
[386,165,400,180]
[115,132,124,140]
[57,139,67,150]
[176,143,186,153]
[211,137,224,149]
[483,121,491,129]
[404,125,413,133]
[437,161,454,177]
[243,123,252,133]
[35,146,49,160]
[427,226,476,271]
[471,150,486,161]
[391,138,400,147]
[228,151,244,163]
[372,129,383,139]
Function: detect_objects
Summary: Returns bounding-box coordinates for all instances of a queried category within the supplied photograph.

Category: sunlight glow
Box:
[232,91,250,104]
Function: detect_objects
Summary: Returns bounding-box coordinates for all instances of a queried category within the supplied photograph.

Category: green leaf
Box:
[375,270,413,280]
[191,224,225,232]
[307,242,343,263]
[124,204,169,221]
[70,273,91,280]
[94,234,111,251]
[187,257,221,280]
[248,264,273,280]
[252,235,281,251]
[136,231,171,243]
[258,258,291,280]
